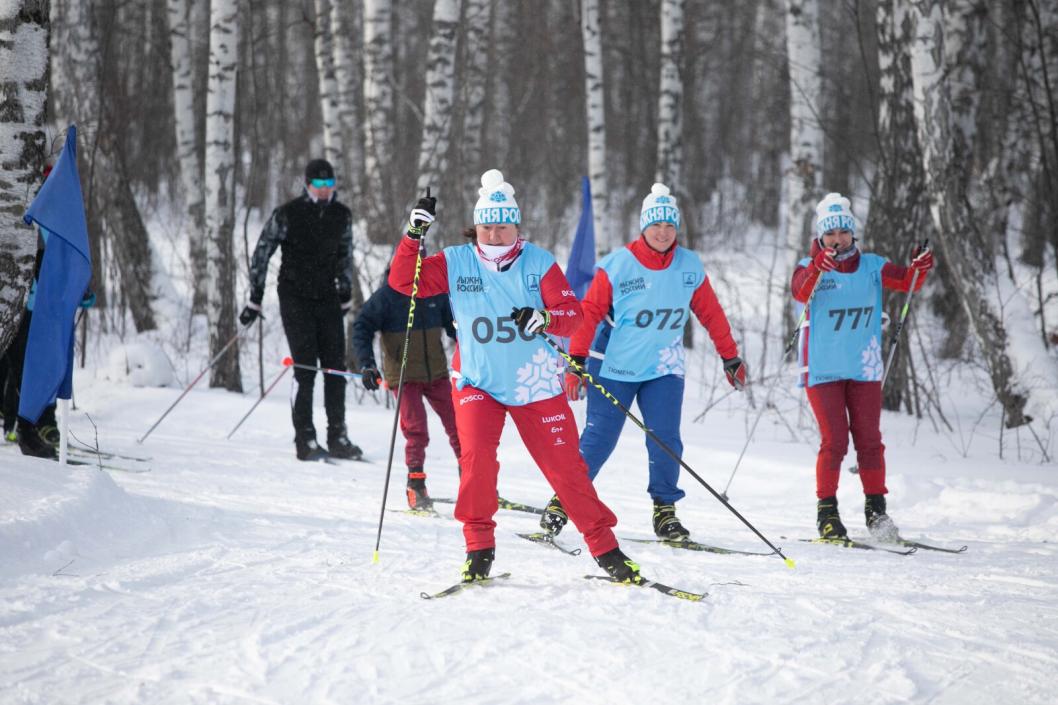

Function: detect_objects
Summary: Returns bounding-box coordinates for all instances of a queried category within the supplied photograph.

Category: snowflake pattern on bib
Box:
[515,348,564,404]
[861,335,883,381]
[655,335,686,377]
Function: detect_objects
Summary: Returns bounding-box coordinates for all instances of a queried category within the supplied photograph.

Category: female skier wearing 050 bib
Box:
[539,183,748,542]
[388,169,642,584]
[792,193,933,541]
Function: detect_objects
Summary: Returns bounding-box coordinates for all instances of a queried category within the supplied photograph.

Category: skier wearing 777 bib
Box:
[388,169,642,585]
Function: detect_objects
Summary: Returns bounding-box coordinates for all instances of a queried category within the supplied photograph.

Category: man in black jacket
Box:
[239,159,361,461]
[351,274,460,509]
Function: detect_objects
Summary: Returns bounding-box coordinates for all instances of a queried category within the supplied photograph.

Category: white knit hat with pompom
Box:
[473,169,521,225]
[815,192,857,238]
[639,183,681,231]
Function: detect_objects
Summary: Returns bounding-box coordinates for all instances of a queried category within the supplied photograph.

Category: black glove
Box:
[338,286,353,313]
[361,366,382,391]
[249,287,264,306]
[239,303,262,326]
[723,356,748,391]
[511,306,550,335]
[407,195,438,239]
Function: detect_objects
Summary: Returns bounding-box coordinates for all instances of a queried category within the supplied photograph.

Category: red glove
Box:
[910,247,934,273]
[812,247,837,272]
[564,372,586,401]
[565,355,587,401]
[723,357,747,391]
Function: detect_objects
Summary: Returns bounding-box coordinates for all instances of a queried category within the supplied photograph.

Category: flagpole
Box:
[58,398,70,466]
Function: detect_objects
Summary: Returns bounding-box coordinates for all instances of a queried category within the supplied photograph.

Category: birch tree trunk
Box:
[784,0,823,258]
[204,0,242,391]
[362,0,397,240]
[872,0,932,412]
[460,0,489,214]
[331,0,362,203]
[52,0,158,332]
[909,0,1029,427]
[166,0,208,314]
[415,0,461,197]
[0,0,48,355]
[655,0,685,188]
[314,0,342,164]
[581,0,610,251]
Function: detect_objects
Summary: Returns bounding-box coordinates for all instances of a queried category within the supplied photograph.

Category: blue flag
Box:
[19,126,92,423]
[565,176,596,299]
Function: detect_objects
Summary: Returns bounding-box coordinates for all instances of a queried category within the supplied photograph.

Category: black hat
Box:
[305,158,335,182]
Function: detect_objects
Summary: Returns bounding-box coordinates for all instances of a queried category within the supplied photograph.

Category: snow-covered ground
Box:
[2,342,1057,704]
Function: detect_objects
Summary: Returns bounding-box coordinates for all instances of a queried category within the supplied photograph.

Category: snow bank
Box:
[103,339,175,387]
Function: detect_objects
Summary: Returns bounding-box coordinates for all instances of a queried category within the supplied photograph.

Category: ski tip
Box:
[784,557,796,569]
[372,550,380,564]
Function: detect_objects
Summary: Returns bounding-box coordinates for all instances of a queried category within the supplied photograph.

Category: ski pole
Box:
[225,364,292,440]
[137,323,250,444]
[541,333,794,567]
[374,188,431,564]
[881,239,928,388]
[280,357,366,379]
[719,268,826,499]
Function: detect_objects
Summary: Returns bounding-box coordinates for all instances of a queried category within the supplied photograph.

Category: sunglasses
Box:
[309,178,335,188]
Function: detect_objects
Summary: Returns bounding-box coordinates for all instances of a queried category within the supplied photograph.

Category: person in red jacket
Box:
[791,192,933,540]
[388,169,643,584]
[539,183,747,542]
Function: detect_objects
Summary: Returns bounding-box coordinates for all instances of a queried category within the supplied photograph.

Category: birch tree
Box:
[362,0,396,239]
[871,0,932,412]
[204,0,241,391]
[582,0,610,251]
[655,0,686,188]
[0,0,48,355]
[331,0,362,202]
[909,0,1029,427]
[52,0,160,332]
[415,0,461,197]
[166,0,208,314]
[314,0,342,165]
[460,0,489,214]
[784,0,823,258]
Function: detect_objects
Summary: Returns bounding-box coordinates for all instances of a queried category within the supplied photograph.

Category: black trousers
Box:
[279,293,346,439]
[1,311,56,433]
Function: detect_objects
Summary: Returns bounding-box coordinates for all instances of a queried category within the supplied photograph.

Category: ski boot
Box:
[461,547,495,583]
[326,425,363,460]
[865,494,899,542]
[594,547,642,584]
[539,494,568,536]
[295,431,329,462]
[17,421,57,460]
[406,468,433,510]
[817,496,848,539]
[38,424,60,448]
[652,499,690,541]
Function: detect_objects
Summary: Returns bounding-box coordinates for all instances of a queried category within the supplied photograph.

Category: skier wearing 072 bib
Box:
[539,183,747,542]
[792,192,933,541]
[388,169,643,585]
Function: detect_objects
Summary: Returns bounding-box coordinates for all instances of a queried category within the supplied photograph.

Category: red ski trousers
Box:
[393,376,461,470]
[805,379,887,499]
[451,384,618,556]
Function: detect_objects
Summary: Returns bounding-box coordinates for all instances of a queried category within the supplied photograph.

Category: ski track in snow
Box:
[2,373,1057,705]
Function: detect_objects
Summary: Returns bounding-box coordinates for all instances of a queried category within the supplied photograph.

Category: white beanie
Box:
[639,183,681,231]
[815,192,856,237]
[473,169,521,225]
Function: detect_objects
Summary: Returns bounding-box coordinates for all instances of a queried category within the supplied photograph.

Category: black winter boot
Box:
[817,496,848,539]
[406,468,433,510]
[652,500,690,540]
[594,547,642,584]
[865,494,899,542]
[327,425,362,460]
[461,547,495,583]
[17,420,57,459]
[295,429,328,462]
[539,494,568,536]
